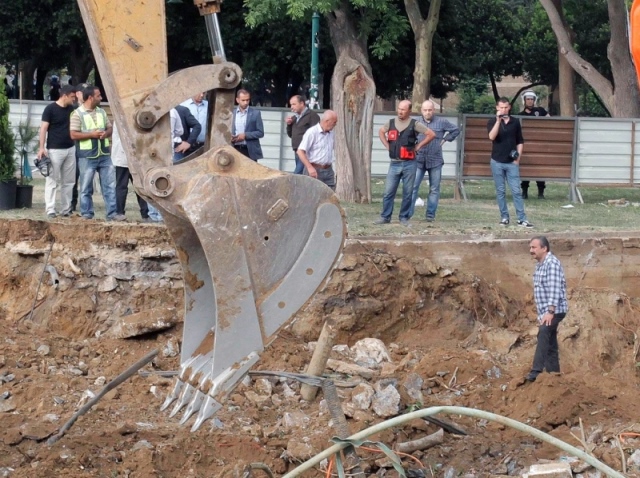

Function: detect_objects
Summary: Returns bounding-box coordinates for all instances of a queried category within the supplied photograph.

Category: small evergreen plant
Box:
[0,86,16,182]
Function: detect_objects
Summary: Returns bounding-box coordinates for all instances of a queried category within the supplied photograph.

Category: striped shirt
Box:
[297,123,335,166]
[533,252,568,323]
[416,115,460,169]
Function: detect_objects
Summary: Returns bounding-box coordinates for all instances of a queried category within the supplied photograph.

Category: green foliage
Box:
[244,0,409,60]
[473,95,498,114]
[0,87,16,183]
[457,77,489,114]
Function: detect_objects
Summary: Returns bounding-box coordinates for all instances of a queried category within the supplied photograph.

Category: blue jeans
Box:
[380,160,417,221]
[147,203,163,221]
[409,165,442,219]
[490,159,527,222]
[293,152,305,175]
[78,155,117,219]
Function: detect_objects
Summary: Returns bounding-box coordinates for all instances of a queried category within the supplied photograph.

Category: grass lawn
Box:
[2,178,640,238]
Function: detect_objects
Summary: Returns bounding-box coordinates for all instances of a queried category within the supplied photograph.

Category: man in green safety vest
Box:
[69,85,124,221]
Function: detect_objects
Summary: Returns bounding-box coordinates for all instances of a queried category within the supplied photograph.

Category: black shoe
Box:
[399,218,410,227]
[374,218,390,225]
[525,372,538,382]
[522,190,528,199]
[518,220,534,228]
[499,218,510,226]
[425,217,434,223]
[538,193,545,199]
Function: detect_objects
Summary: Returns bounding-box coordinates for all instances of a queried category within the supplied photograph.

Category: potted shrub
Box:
[0,84,16,210]
[14,120,37,209]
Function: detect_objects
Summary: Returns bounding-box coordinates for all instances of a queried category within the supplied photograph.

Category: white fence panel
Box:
[576,119,634,184]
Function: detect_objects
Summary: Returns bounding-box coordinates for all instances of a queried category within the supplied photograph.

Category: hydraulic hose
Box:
[282,405,625,478]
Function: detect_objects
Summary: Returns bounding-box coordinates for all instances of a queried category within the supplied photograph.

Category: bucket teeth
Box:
[170,383,195,418]
[191,395,222,432]
[160,379,184,411]
[180,390,205,425]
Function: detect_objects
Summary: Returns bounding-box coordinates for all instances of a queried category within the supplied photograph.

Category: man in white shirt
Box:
[296,110,338,190]
[180,92,208,151]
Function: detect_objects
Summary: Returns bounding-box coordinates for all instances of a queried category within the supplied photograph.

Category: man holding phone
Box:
[487,97,533,228]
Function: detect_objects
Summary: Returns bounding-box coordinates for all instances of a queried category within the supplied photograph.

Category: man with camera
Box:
[487,97,534,228]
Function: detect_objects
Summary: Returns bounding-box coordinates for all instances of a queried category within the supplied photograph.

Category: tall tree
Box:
[246,0,408,203]
[405,0,442,111]
[539,0,640,117]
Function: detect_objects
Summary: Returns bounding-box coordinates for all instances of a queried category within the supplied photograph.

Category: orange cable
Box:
[326,456,334,478]
[619,432,640,443]
[358,445,424,468]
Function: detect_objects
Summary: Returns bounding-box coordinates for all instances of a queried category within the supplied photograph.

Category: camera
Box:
[509,150,520,160]
[499,114,509,118]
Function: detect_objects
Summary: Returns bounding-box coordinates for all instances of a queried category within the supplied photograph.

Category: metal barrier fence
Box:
[8,101,640,203]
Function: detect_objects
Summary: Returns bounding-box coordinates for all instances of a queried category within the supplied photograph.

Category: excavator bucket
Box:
[76,0,345,430]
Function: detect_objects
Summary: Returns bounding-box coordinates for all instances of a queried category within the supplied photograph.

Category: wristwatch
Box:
[547,308,555,314]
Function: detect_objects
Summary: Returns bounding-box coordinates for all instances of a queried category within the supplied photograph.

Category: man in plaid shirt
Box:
[526,236,568,382]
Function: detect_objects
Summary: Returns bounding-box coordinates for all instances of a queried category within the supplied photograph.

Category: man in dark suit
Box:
[173,105,202,162]
[231,89,264,161]
[286,95,320,174]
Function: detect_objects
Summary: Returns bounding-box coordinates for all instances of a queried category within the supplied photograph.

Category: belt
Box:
[234,144,248,150]
[309,162,331,170]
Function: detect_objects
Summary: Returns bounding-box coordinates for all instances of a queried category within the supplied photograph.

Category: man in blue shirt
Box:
[526,236,568,382]
[409,100,459,222]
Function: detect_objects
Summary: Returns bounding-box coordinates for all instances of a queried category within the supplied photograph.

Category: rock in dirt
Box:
[400,372,424,404]
[0,467,15,477]
[372,381,400,418]
[97,276,118,292]
[285,438,317,461]
[3,429,22,446]
[350,383,375,410]
[282,411,310,430]
[352,338,391,368]
[254,378,273,396]
[107,307,179,338]
[481,328,520,355]
[7,241,49,256]
[628,449,640,469]
[36,345,50,356]
[0,398,16,413]
[245,391,271,407]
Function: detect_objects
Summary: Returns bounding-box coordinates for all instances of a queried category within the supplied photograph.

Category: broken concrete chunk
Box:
[523,462,572,478]
[350,383,375,410]
[372,382,400,418]
[400,372,424,404]
[254,378,273,396]
[138,246,176,259]
[282,411,310,430]
[6,242,49,256]
[326,359,376,380]
[36,345,50,356]
[107,307,179,339]
[131,440,154,451]
[628,449,640,469]
[162,337,180,358]
[352,338,391,369]
[244,391,271,407]
[97,276,118,292]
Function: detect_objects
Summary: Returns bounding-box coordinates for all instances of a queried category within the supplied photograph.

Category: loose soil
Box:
[1,219,639,477]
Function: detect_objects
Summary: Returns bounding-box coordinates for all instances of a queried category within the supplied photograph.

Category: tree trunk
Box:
[68,43,94,86]
[18,60,36,100]
[606,0,640,117]
[326,2,374,204]
[405,0,442,112]
[539,0,640,117]
[551,0,575,116]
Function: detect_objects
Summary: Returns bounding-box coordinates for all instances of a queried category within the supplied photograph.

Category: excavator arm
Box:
[76,0,345,431]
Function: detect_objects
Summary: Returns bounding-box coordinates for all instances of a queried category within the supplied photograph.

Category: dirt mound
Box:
[1,220,639,477]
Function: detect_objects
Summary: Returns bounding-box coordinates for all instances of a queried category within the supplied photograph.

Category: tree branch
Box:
[539,0,614,113]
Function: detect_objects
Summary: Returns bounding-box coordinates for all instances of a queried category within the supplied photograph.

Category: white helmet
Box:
[522,90,537,104]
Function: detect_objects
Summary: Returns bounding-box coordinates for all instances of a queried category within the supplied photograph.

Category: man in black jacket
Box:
[286,95,320,174]
[173,105,202,162]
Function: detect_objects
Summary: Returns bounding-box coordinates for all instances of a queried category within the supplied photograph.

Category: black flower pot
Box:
[15,184,33,209]
[0,178,17,210]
